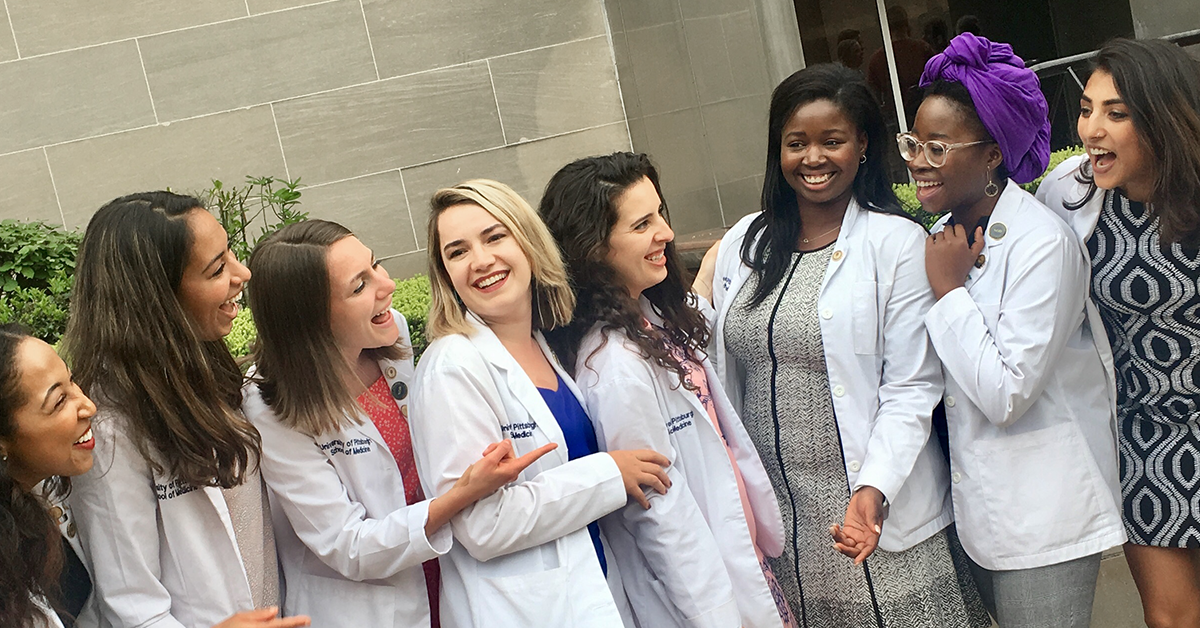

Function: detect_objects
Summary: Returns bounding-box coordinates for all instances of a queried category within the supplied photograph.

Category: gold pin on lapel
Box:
[975,254,986,269]
[832,250,844,261]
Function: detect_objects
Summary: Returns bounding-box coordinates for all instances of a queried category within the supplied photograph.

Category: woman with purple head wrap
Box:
[904,32,1125,628]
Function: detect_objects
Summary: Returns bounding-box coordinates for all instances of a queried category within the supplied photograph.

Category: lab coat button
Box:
[821,308,833,320]
[385,366,397,379]
[832,250,844,261]
[832,385,845,397]
[951,471,962,484]
[945,396,956,408]
[848,460,861,472]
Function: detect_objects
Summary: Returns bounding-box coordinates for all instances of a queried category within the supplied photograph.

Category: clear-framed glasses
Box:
[896,133,993,168]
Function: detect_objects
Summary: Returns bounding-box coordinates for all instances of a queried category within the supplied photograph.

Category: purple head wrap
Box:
[919,33,1050,183]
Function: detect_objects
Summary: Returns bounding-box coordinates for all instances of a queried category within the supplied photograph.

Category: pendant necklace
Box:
[801,224,841,244]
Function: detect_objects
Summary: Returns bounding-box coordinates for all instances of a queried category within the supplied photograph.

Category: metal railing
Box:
[1031,29,1200,150]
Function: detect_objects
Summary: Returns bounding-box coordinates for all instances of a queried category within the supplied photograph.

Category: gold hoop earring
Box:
[984,170,999,197]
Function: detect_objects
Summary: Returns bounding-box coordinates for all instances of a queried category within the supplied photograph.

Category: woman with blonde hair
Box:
[410,179,672,627]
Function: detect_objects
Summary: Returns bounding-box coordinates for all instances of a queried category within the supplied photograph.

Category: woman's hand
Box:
[608,449,672,509]
[456,439,558,501]
[692,241,721,305]
[925,225,984,300]
[830,486,885,565]
[213,608,310,628]
[426,440,558,535]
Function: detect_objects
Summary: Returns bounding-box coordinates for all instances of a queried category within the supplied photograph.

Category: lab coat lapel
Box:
[639,296,713,434]
[966,181,1019,288]
[818,197,864,293]
[465,316,568,461]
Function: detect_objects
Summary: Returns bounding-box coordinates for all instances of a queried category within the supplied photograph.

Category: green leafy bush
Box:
[0,270,72,343]
[224,275,435,359]
[894,146,1085,229]
[0,219,81,292]
[206,176,307,261]
[393,275,433,357]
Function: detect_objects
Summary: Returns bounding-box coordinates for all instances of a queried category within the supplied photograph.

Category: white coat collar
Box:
[462,314,572,455]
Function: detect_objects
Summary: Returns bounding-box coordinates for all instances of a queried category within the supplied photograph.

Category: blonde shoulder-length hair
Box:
[426,179,574,340]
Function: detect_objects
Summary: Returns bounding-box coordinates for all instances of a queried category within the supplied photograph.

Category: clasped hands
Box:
[830,486,886,565]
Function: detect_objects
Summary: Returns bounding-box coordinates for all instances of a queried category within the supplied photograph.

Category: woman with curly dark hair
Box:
[541,152,793,628]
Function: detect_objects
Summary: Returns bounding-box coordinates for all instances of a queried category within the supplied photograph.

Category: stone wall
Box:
[0,0,631,277]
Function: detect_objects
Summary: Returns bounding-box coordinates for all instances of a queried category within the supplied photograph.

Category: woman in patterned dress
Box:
[1036,38,1200,628]
[539,151,795,627]
[704,63,989,628]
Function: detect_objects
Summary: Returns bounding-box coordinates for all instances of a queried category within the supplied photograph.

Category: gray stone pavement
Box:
[1089,549,1145,628]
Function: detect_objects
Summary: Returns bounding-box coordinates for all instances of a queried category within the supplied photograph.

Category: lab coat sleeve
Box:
[245,389,451,582]
[581,359,740,628]
[925,229,1087,427]
[67,409,188,628]
[854,227,944,502]
[411,356,627,563]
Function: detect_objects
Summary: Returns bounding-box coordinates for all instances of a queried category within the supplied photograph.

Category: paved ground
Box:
[1090,549,1145,627]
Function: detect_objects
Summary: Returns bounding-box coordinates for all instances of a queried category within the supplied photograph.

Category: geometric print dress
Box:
[1087,189,1200,547]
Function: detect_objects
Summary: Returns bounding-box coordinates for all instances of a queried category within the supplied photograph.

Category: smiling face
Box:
[438,202,533,327]
[780,99,866,213]
[0,338,97,491]
[326,236,399,357]
[605,177,674,299]
[907,95,1002,216]
[1078,70,1155,202]
[176,209,251,342]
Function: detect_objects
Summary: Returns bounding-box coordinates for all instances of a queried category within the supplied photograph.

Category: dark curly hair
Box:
[539,152,709,386]
[0,324,66,627]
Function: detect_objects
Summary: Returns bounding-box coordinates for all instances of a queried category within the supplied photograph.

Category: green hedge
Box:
[225,274,433,358]
[893,146,1084,228]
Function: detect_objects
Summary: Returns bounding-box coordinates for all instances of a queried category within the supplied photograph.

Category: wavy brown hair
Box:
[0,324,65,628]
[539,152,709,386]
[63,192,259,489]
[247,220,408,437]
[1068,38,1200,245]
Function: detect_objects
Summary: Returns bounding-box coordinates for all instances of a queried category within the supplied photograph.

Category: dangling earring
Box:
[859,154,867,164]
[984,169,999,197]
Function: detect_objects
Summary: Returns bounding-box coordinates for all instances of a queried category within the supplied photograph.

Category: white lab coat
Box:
[1035,154,1109,253]
[574,296,785,628]
[241,310,452,627]
[409,316,629,628]
[925,181,1124,571]
[710,199,953,552]
[68,404,257,628]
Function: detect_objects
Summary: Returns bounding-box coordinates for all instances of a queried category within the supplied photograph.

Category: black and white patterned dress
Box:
[1088,190,1200,547]
[724,247,988,628]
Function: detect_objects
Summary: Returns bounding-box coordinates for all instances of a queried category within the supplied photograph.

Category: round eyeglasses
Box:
[896,133,993,168]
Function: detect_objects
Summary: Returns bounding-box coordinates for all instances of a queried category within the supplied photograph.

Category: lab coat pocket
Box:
[478,566,572,627]
[852,281,879,355]
[974,422,1104,560]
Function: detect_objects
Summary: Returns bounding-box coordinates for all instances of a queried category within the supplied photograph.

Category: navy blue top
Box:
[538,372,607,576]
